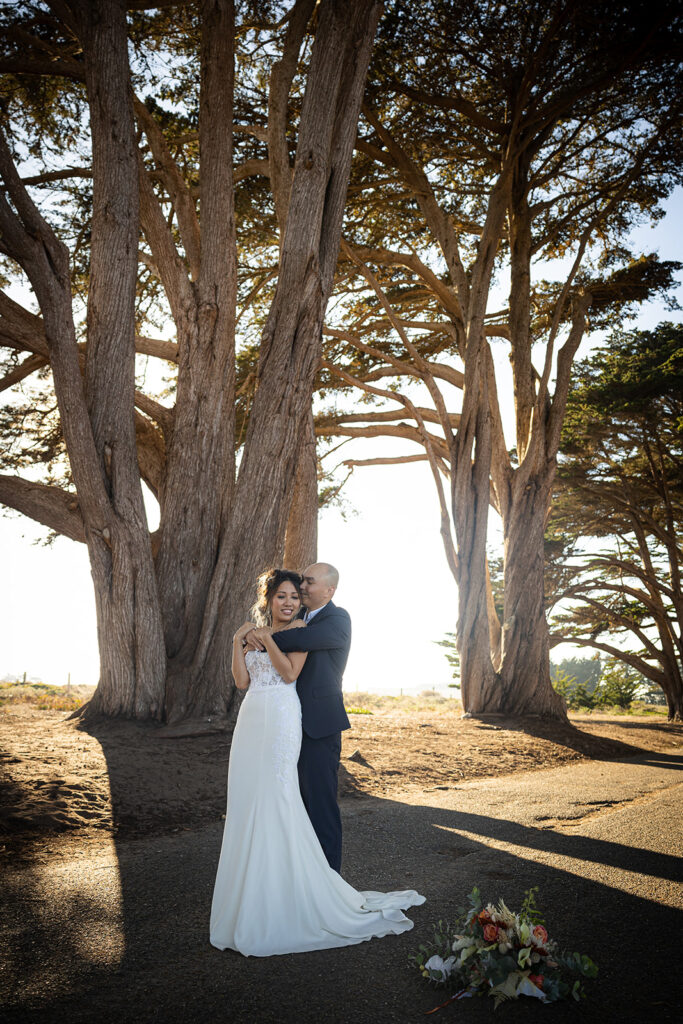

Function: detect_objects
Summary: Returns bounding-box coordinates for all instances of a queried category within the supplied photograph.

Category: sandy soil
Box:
[1,693,681,861]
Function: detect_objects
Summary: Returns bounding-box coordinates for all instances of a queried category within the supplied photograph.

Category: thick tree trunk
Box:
[453,332,498,713]
[658,645,683,722]
[78,0,167,717]
[448,176,510,714]
[498,478,566,718]
[664,689,683,722]
[152,0,237,718]
[0,1,167,718]
[160,0,383,725]
[283,407,318,570]
[87,522,166,717]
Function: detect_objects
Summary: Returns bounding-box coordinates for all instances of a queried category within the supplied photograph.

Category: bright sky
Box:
[2,193,681,695]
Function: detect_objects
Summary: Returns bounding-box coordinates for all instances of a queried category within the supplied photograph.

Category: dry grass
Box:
[0,682,666,719]
[0,681,93,713]
[343,689,463,714]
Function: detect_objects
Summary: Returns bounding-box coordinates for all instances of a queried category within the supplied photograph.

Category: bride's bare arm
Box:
[232,622,256,690]
[251,627,307,684]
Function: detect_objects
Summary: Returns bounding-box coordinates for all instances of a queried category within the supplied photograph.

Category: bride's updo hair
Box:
[251,568,303,626]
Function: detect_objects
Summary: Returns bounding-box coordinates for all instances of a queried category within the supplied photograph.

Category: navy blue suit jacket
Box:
[272,601,351,740]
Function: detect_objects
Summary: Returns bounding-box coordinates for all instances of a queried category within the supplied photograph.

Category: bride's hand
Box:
[250,626,272,643]
[234,622,257,642]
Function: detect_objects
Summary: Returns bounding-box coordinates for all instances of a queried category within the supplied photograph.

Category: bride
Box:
[209,567,425,957]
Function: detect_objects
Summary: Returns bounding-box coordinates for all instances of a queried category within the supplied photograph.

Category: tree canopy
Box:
[0,0,382,723]
[315,0,683,716]
[547,322,683,720]
[1,0,681,724]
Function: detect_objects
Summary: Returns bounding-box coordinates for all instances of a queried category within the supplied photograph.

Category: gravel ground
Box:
[2,748,682,1024]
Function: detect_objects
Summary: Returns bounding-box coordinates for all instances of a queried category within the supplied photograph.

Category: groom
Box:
[272,562,351,872]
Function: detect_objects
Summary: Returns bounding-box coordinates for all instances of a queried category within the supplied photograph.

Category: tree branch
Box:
[549,633,665,687]
[360,107,471,309]
[267,0,316,232]
[134,334,178,362]
[340,240,457,449]
[321,357,458,577]
[321,407,460,428]
[20,166,93,186]
[0,352,47,391]
[136,149,195,325]
[0,473,85,543]
[135,96,202,281]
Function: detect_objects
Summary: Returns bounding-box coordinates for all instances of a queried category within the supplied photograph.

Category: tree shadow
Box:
[3,732,682,1024]
[472,712,683,769]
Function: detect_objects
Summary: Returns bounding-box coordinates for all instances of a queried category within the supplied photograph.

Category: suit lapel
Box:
[306,600,335,625]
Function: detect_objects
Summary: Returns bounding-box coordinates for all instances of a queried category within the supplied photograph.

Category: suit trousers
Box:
[297,730,343,872]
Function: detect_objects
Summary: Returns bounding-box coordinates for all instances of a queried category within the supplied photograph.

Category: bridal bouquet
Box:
[411,887,597,1010]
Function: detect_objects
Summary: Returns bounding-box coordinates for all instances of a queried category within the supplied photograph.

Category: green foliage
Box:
[550,667,577,702]
[519,886,545,926]
[598,660,646,709]
[551,656,648,710]
[435,632,460,681]
[551,657,601,689]
[551,665,603,710]
[547,323,683,714]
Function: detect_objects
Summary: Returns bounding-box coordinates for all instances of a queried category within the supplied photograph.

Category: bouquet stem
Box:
[425,989,472,1014]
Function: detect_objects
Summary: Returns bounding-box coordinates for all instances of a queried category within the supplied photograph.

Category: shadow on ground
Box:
[2,727,683,1024]
[476,712,675,763]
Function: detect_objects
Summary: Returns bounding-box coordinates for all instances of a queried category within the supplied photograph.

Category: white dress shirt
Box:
[304,602,329,624]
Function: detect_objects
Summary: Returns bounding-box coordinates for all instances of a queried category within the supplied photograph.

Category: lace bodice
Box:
[245,650,292,690]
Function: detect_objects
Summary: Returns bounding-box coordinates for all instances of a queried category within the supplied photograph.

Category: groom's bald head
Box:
[301,562,339,609]
[314,562,339,587]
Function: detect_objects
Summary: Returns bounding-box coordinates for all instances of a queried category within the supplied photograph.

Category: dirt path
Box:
[2,749,682,1023]
[1,701,681,857]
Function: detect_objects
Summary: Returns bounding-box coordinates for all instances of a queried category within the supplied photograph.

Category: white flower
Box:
[424,955,456,981]
[498,941,511,954]
[452,935,471,952]
[517,946,532,968]
[516,976,547,1002]
[459,945,479,966]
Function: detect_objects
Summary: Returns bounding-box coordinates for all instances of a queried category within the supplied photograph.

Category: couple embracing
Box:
[209,562,424,957]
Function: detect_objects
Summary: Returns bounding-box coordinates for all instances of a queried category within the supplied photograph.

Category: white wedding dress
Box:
[209,650,425,956]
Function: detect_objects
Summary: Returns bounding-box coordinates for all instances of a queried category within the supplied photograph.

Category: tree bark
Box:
[451,180,510,714]
[1,0,379,726]
[76,0,167,717]
[498,475,566,717]
[283,407,318,570]
[166,0,383,725]
[662,682,683,722]
[0,0,167,718]
[452,350,498,713]
[152,0,238,720]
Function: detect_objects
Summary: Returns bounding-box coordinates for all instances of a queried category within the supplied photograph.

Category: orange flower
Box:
[532,925,549,944]
[478,909,492,924]
[483,924,498,943]
[528,974,544,990]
